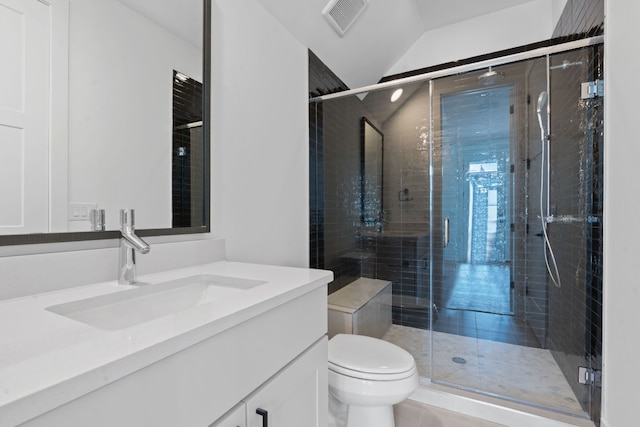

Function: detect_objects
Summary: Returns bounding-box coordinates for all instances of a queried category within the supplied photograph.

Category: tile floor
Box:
[382,324,584,414]
[433,308,542,348]
[443,263,512,315]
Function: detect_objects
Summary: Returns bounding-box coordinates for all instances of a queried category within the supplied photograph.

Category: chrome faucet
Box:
[118,209,150,284]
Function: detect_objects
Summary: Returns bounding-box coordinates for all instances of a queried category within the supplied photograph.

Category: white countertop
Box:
[0,261,332,426]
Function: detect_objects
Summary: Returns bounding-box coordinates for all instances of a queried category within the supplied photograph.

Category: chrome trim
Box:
[309,35,604,103]
[174,120,203,131]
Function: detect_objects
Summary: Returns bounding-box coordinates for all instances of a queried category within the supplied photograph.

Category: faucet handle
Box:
[90,209,106,231]
[120,209,136,231]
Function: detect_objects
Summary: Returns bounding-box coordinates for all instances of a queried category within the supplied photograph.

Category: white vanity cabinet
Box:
[210,403,246,427]
[18,284,329,427]
[210,337,327,427]
[244,338,327,427]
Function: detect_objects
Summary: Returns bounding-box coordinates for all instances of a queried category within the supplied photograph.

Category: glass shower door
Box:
[428,47,602,420]
[439,85,514,317]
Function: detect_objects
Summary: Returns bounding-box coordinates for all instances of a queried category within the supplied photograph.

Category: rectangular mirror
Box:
[0,0,210,245]
[361,117,384,230]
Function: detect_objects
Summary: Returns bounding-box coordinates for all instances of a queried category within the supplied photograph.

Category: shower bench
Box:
[327,277,392,339]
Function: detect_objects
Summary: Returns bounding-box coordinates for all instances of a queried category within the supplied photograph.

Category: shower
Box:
[536,91,562,288]
[309,37,604,424]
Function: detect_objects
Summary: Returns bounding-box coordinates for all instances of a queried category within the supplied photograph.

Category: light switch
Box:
[68,203,97,221]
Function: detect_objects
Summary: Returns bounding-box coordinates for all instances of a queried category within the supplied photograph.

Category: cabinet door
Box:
[245,338,327,427]
[210,403,246,427]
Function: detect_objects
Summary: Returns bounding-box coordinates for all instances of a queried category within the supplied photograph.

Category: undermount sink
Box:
[45,275,267,330]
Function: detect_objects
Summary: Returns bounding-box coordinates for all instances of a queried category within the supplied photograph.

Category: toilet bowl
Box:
[328,334,419,427]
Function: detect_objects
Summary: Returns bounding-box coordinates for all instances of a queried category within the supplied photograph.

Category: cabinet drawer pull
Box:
[256,408,268,427]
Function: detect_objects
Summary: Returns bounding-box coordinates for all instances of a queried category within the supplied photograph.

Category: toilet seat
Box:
[328,334,417,381]
[329,360,417,381]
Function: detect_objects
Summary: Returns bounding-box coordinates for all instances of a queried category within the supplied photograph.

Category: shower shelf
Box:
[544,215,600,224]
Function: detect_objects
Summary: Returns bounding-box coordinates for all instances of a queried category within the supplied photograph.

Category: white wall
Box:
[385,0,557,76]
[601,1,640,425]
[66,0,201,231]
[0,237,225,301]
[1,1,636,424]
[0,0,312,300]
[211,0,309,268]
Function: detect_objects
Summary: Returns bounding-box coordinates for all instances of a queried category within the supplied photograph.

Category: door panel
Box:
[0,0,50,234]
[437,83,514,315]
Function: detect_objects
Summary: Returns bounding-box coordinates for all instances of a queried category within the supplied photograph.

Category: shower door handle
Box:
[444,217,450,248]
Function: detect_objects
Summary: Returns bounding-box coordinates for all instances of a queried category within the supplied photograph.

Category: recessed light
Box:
[390,88,403,102]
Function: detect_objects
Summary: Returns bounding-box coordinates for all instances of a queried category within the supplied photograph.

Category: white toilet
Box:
[328,334,419,427]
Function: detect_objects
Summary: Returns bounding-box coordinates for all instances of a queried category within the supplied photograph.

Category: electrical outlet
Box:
[68,203,97,221]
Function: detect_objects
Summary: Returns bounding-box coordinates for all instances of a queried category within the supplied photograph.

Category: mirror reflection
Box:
[361,117,384,231]
[0,0,206,237]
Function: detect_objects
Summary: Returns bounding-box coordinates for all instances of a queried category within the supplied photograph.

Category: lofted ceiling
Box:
[116,0,202,48]
[115,0,552,90]
[256,0,538,88]
[414,0,535,32]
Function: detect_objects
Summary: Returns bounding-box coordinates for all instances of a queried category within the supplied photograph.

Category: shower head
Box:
[536,91,548,114]
[477,66,504,86]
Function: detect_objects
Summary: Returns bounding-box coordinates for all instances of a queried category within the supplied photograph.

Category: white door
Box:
[0,0,50,234]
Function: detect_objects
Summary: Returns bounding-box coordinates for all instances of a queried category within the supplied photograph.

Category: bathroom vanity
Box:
[0,262,332,427]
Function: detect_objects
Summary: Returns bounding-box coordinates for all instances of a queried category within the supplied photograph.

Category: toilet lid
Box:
[328,334,416,379]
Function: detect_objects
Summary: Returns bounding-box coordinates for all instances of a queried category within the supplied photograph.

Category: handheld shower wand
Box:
[536,91,548,130]
[536,91,561,288]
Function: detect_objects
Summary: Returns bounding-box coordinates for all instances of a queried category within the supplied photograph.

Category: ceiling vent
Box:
[322,0,369,37]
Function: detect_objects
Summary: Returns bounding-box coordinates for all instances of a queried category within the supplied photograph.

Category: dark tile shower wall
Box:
[308,51,349,98]
[310,51,362,294]
[309,52,434,309]
[545,46,604,422]
[323,97,375,294]
[376,84,433,328]
[307,51,345,273]
[172,71,203,228]
[548,1,604,423]
[523,58,550,345]
[309,101,325,271]
[552,0,604,39]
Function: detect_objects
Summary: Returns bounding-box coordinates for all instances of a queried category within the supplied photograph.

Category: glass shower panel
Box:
[429,58,588,412]
[312,81,435,378]
[310,41,602,424]
[429,47,601,419]
[545,46,603,421]
[439,85,513,315]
